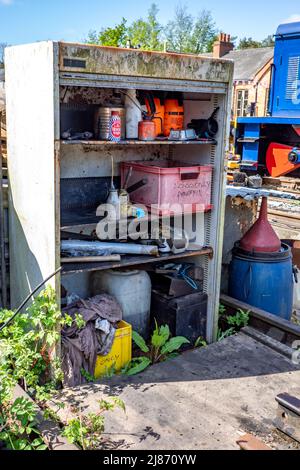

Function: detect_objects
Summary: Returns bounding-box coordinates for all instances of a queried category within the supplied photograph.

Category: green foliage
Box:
[0,287,66,450]
[0,397,47,450]
[80,368,95,383]
[238,35,275,50]
[122,357,152,376]
[0,287,63,400]
[217,308,250,342]
[161,336,190,355]
[132,331,149,353]
[128,3,164,51]
[0,43,7,68]
[84,4,217,54]
[0,287,124,451]
[194,336,207,348]
[217,327,236,342]
[219,304,227,315]
[62,398,125,450]
[75,314,86,330]
[227,309,250,329]
[86,18,128,48]
[165,6,217,53]
[127,322,189,375]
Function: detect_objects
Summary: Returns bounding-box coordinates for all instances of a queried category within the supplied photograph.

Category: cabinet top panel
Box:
[58,42,233,84]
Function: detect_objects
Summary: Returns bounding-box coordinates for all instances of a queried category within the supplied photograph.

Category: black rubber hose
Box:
[0,267,62,332]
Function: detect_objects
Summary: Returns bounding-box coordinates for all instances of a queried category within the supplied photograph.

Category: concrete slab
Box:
[50,332,300,450]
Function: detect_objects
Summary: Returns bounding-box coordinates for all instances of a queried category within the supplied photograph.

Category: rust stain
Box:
[59,42,232,83]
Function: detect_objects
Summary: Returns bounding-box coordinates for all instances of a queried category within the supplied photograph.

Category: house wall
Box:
[232,60,272,119]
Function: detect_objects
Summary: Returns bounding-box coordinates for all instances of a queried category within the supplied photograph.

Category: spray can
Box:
[109,111,122,142]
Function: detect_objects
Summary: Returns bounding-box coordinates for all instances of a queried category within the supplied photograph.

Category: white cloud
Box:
[282,14,300,24]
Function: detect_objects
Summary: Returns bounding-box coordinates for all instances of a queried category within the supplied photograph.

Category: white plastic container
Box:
[91,270,151,338]
[294,268,300,310]
[125,90,142,139]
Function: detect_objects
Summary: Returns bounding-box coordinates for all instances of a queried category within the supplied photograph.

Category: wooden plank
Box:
[237,434,272,451]
[61,139,217,146]
[61,247,213,276]
[221,294,300,339]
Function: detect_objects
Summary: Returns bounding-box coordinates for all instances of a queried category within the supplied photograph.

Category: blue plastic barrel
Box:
[229,243,293,321]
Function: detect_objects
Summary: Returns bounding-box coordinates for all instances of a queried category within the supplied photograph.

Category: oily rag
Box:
[61,294,122,387]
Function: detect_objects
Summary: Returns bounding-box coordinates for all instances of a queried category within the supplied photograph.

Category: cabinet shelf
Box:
[61,247,213,276]
[61,139,217,146]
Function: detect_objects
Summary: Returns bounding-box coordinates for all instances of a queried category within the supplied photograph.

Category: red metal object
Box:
[240,197,281,253]
[266,142,300,177]
[138,119,156,141]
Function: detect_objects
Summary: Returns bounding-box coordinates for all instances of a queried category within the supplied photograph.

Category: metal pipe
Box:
[61,240,159,257]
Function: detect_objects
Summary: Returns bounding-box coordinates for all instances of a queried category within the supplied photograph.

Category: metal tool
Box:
[275,393,300,443]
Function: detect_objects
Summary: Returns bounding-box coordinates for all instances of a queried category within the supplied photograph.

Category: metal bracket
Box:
[275,393,300,443]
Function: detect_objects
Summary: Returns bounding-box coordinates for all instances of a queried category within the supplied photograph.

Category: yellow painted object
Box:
[227,161,240,170]
[94,321,132,378]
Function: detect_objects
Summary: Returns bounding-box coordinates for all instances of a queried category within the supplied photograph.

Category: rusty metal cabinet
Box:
[5,41,233,342]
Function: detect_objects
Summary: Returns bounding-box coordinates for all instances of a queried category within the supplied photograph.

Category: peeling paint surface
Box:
[59,43,233,83]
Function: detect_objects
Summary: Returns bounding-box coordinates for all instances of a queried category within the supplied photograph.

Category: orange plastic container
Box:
[146,97,165,136]
[164,99,184,137]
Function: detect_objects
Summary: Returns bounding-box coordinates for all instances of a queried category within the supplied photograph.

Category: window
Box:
[236,89,249,117]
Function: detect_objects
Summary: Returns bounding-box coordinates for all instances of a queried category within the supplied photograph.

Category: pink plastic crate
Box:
[121,160,213,215]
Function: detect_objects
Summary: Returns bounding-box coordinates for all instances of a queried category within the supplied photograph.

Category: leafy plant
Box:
[219,304,227,315]
[0,396,47,451]
[195,337,207,348]
[62,398,125,450]
[0,287,125,451]
[227,309,250,329]
[217,308,250,342]
[217,327,236,342]
[125,322,189,375]
[122,357,152,376]
[0,287,69,450]
[80,368,95,383]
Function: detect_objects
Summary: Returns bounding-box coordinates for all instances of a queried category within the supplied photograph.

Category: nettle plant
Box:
[0,287,124,451]
[123,322,190,376]
[0,287,86,451]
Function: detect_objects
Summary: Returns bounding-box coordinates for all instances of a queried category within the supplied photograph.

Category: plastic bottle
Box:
[125,90,142,139]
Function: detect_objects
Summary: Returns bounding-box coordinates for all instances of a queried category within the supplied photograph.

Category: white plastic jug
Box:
[92,270,151,338]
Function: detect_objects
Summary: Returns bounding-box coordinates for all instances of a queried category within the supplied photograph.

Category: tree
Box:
[190,10,218,54]
[0,43,7,68]
[165,5,194,53]
[128,3,163,51]
[238,35,275,50]
[238,37,262,49]
[84,4,219,54]
[86,18,128,48]
[165,6,217,54]
[261,35,275,47]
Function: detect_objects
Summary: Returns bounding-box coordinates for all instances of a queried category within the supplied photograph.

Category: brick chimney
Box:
[213,33,234,58]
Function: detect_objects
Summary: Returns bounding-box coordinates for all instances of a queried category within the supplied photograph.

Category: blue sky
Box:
[0,0,300,45]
